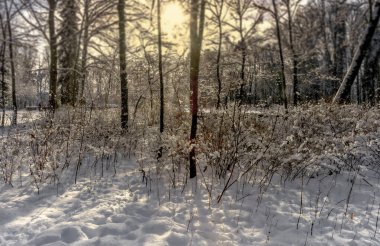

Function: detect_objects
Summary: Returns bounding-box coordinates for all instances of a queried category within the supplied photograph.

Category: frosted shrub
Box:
[3,103,380,199]
[138,103,380,202]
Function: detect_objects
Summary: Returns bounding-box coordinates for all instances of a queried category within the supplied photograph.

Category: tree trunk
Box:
[362,28,380,105]
[331,1,347,82]
[189,0,206,179]
[238,8,246,99]
[333,1,380,104]
[215,0,224,109]
[79,0,91,102]
[272,0,287,110]
[239,40,246,99]
[0,13,6,127]
[118,0,128,129]
[59,0,79,106]
[321,0,332,77]
[157,0,164,134]
[48,0,58,111]
[5,0,17,125]
[285,0,298,106]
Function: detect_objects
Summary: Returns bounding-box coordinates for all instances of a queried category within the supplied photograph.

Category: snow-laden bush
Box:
[136,103,380,202]
[0,107,135,191]
[2,103,380,199]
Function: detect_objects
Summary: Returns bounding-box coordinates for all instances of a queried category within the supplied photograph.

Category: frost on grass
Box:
[1,104,380,245]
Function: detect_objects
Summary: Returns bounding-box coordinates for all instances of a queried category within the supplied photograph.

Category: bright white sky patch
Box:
[162,2,186,36]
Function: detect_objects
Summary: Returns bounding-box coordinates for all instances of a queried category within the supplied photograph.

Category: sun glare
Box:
[162,2,186,36]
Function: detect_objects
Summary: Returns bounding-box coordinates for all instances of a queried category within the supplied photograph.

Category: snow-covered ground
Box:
[2,105,380,245]
[1,110,44,127]
[1,156,380,246]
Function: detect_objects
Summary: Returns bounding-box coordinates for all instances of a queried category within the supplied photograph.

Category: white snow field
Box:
[1,110,44,127]
[2,106,380,245]
[1,156,380,246]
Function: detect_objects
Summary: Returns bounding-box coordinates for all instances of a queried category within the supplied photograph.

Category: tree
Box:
[272,0,288,110]
[4,0,17,125]
[320,0,332,76]
[16,0,59,111]
[78,0,91,102]
[226,0,262,100]
[208,0,225,108]
[77,0,117,102]
[330,0,347,80]
[283,0,299,106]
[360,0,380,105]
[361,28,380,105]
[59,0,79,106]
[137,31,155,123]
[118,0,128,129]
[189,0,206,179]
[48,0,58,110]
[333,0,380,104]
[253,0,287,109]
[0,10,7,126]
[157,0,164,134]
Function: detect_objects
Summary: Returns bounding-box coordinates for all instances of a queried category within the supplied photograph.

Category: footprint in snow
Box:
[125,232,138,240]
[89,214,107,225]
[98,222,138,237]
[60,226,87,244]
[110,214,128,223]
[31,233,61,246]
[166,231,189,245]
[142,220,170,235]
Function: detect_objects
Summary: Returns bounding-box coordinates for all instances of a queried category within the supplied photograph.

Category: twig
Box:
[374,203,380,238]
[297,175,304,230]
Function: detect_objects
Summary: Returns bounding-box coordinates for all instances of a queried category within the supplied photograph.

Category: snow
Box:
[1,156,380,246]
[2,105,380,245]
[1,110,44,127]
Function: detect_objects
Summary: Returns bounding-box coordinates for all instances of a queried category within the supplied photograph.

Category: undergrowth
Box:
[1,103,380,201]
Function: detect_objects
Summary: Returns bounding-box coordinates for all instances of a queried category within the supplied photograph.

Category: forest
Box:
[1,0,380,245]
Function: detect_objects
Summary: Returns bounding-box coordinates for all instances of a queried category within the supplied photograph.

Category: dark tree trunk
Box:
[239,40,246,99]
[272,0,287,110]
[5,0,17,125]
[0,13,6,126]
[79,0,91,102]
[331,1,347,81]
[59,0,79,106]
[285,0,298,106]
[157,0,164,134]
[48,0,58,111]
[333,1,380,104]
[118,0,128,129]
[215,0,224,109]
[238,7,246,99]
[189,0,206,179]
[321,0,332,77]
[362,28,380,105]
